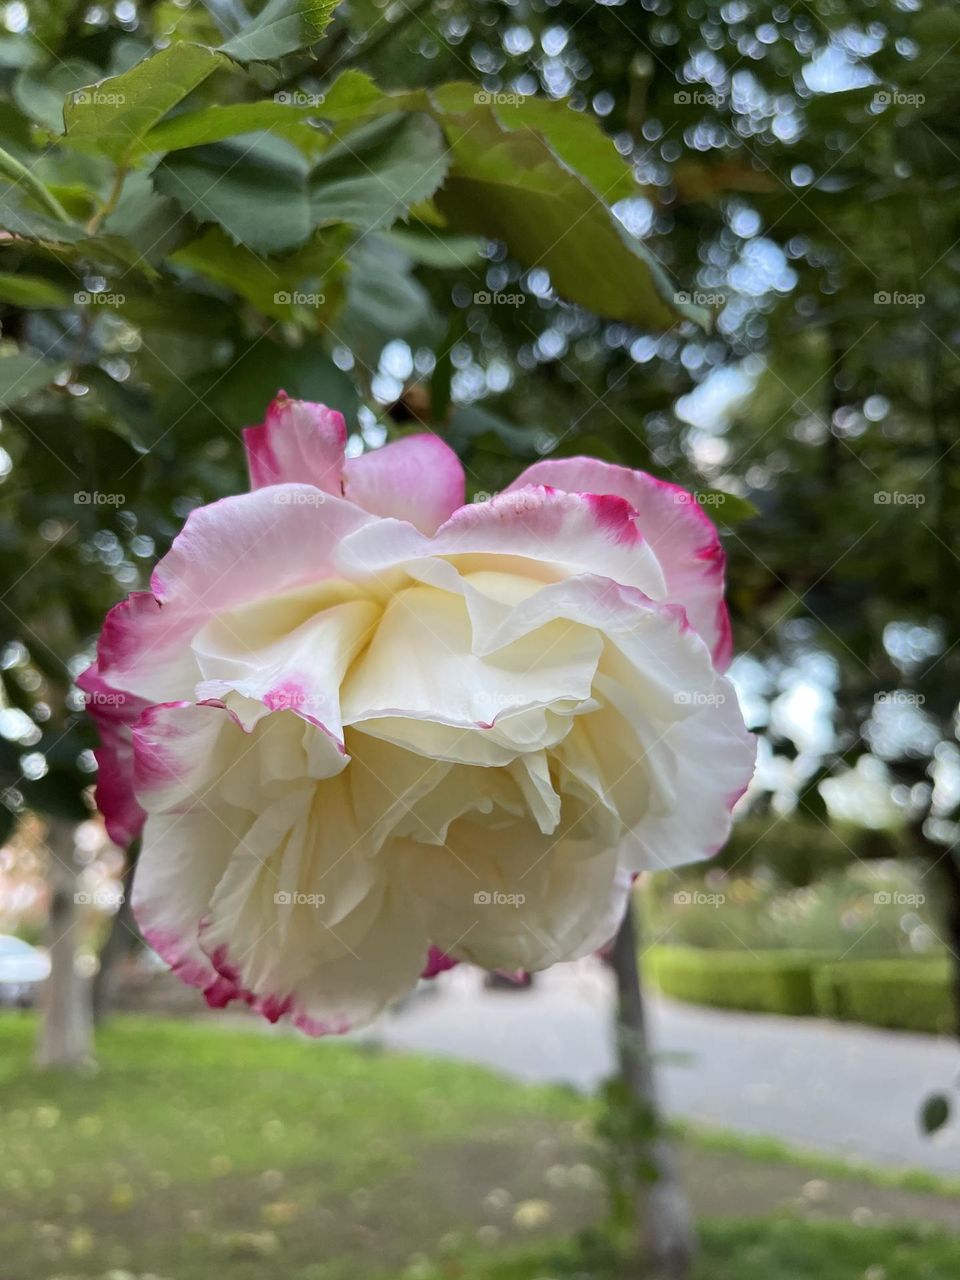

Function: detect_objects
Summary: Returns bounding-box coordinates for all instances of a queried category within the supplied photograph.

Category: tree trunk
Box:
[92,853,139,1025]
[611,899,697,1279]
[35,817,96,1071]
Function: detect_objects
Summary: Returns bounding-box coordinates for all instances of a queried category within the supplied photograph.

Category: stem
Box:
[0,144,72,225]
[612,899,697,1280]
[86,166,128,235]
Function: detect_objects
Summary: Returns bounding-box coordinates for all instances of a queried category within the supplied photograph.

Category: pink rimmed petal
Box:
[343,434,466,534]
[76,662,149,847]
[97,487,373,706]
[422,945,459,978]
[505,459,733,670]
[243,393,347,493]
[336,485,668,600]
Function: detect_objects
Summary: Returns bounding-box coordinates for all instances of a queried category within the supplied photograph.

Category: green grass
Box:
[2,1013,959,1279]
[450,1220,960,1279]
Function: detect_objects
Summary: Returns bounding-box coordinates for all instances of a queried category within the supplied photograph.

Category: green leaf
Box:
[0,348,61,407]
[921,1092,951,1136]
[63,44,227,165]
[170,223,350,321]
[220,0,340,62]
[337,235,441,366]
[384,227,481,268]
[141,99,322,156]
[0,272,71,308]
[693,490,760,526]
[101,171,190,264]
[432,83,638,204]
[13,59,100,132]
[155,112,448,254]
[309,113,448,230]
[435,108,707,331]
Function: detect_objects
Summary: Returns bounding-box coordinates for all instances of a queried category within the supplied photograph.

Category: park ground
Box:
[1,1014,960,1280]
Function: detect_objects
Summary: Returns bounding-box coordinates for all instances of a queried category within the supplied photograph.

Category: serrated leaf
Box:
[63,43,226,165]
[220,0,340,62]
[921,1092,951,1135]
[140,99,323,157]
[435,108,707,331]
[13,59,100,132]
[170,223,350,321]
[0,348,61,407]
[0,272,71,308]
[154,112,448,254]
[433,83,638,203]
[0,187,157,273]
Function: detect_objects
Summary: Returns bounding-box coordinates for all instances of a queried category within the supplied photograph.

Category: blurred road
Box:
[367,958,960,1177]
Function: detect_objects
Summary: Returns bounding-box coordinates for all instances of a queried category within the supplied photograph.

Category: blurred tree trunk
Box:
[92,848,139,1025]
[35,818,95,1071]
[611,899,696,1280]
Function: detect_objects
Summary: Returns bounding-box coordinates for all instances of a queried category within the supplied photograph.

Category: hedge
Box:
[646,946,955,1034]
[813,958,955,1036]
[646,946,824,1016]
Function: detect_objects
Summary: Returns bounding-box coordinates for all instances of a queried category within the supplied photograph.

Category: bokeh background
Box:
[2,0,960,1277]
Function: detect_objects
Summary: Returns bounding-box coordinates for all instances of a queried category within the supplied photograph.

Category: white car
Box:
[0,934,50,1007]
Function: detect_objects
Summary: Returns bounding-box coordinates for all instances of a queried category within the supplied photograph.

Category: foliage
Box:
[645,858,941,957]
[649,945,821,1017]
[814,958,954,1037]
[0,0,710,839]
[649,946,953,1035]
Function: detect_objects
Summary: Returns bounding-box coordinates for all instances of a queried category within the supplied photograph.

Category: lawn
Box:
[1,1013,958,1279]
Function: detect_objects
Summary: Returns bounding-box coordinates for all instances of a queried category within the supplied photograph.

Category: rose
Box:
[80,394,755,1035]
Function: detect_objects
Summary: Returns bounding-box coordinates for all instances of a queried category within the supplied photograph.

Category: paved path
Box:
[366,959,960,1178]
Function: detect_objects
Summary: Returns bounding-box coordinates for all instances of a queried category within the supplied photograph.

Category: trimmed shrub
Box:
[813,958,955,1036]
[646,946,824,1016]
